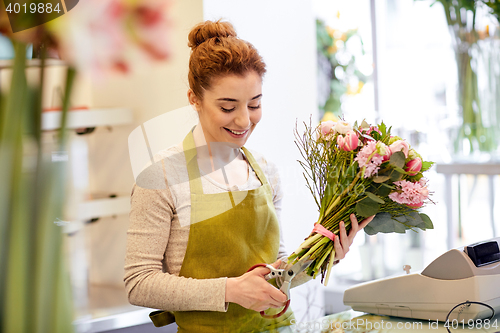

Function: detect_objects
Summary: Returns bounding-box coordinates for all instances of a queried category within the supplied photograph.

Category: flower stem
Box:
[303,236,330,259]
[295,233,322,253]
[323,249,337,287]
[323,173,361,218]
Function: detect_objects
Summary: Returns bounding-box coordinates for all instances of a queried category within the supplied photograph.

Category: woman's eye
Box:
[249,105,261,110]
[221,106,235,112]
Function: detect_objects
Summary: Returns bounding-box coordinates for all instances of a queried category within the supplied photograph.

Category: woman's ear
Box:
[187,89,200,112]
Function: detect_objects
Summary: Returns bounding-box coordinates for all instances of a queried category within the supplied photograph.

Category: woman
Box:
[124,20,373,333]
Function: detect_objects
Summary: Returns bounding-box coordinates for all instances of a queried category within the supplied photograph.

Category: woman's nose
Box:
[234,107,251,129]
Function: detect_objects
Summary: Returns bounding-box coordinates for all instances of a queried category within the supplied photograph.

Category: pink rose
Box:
[319,120,336,136]
[389,140,410,158]
[337,130,358,151]
[405,157,422,176]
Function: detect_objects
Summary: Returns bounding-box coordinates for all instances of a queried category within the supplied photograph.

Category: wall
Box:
[203,0,323,322]
[86,0,203,286]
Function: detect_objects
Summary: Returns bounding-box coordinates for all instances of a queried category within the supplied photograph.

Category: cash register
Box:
[343,237,500,321]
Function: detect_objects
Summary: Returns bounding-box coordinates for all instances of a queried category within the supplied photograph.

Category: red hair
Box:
[187,20,266,99]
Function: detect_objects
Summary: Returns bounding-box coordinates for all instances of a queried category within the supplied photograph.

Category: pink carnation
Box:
[389,179,429,207]
[354,141,384,178]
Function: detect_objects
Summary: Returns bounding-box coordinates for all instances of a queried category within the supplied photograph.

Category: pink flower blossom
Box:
[389,179,429,207]
[405,157,422,176]
[354,141,384,178]
[47,0,173,81]
[389,140,410,158]
[129,0,173,61]
[319,121,336,137]
[337,130,359,151]
[368,126,382,135]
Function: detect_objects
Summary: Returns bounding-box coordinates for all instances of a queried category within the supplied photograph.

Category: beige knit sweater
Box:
[124,142,311,312]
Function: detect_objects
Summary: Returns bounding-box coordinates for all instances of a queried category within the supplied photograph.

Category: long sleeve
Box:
[124,185,228,312]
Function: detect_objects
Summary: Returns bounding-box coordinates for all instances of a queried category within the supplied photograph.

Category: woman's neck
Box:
[192,123,242,173]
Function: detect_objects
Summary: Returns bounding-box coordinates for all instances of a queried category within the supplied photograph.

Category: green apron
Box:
[171,131,294,332]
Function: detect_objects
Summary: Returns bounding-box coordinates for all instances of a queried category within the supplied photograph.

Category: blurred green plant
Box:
[316,18,369,119]
[432,0,500,156]
[0,39,75,332]
[0,2,174,331]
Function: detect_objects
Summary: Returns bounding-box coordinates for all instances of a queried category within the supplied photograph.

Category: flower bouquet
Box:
[288,119,434,285]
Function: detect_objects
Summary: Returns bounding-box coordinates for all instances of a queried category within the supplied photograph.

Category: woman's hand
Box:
[225,260,287,312]
[334,214,374,261]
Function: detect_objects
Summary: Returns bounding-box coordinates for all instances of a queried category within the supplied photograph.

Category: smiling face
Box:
[188,71,263,148]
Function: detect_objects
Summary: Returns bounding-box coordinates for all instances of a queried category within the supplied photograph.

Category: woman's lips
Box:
[224,127,249,138]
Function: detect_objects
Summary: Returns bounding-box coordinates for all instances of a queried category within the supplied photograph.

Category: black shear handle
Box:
[246,263,290,319]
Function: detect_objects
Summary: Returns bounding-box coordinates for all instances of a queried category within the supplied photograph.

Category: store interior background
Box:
[1,0,499,329]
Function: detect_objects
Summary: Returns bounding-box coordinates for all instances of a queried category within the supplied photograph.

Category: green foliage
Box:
[389,151,406,169]
[316,19,369,117]
[430,0,500,154]
[421,160,434,172]
[355,197,380,217]
[365,192,385,204]
[364,210,431,235]
[0,41,75,333]
[364,213,408,235]
[373,175,390,183]
[379,122,387,136]
[420,213,434,229]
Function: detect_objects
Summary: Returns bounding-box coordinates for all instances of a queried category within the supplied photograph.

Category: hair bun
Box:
[188,20,237,50]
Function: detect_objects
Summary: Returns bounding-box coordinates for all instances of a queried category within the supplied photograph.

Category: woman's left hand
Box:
[333,214,374,261]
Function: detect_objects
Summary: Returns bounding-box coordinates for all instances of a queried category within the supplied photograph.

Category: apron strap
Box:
[182,129,203,195]
[241,147,269,187]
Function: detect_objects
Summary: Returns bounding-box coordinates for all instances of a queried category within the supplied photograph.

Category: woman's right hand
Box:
[225,260,287,312]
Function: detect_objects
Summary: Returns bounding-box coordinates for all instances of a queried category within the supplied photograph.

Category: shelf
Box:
[42,108,134,131]
[73,284,159,333]
[0,58,67,69]
[77,196,131,221]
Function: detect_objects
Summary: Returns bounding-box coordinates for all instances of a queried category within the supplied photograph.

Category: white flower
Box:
[375,141,389,156]
[409,149,418,160]
[334,121,352,135]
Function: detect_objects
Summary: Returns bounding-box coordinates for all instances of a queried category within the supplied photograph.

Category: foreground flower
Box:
[46,0,172,80]
[127,0,172,60]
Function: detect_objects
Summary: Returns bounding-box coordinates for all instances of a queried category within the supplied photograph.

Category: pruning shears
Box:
[246,255,312,318]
